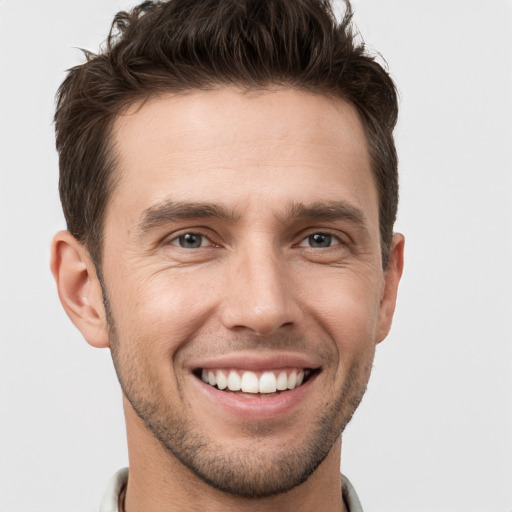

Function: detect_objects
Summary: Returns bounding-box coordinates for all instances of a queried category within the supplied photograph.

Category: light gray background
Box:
[1,1,511,511]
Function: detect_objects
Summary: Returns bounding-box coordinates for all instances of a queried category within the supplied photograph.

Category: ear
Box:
[50,231,110,348]
[377,233,405,343]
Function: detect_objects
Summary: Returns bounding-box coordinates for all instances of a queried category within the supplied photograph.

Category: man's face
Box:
[99,88,400,497]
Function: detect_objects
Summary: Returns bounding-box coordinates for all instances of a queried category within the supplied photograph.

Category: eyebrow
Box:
[137,198,368,235]
[286,201,368,228]
[137,199,239,233]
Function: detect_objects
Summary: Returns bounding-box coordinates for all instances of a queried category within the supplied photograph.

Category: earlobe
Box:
[50,231,110,348]
[377,233,405,343]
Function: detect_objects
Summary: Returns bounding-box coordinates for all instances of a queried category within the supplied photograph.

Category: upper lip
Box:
[190,352,322,372]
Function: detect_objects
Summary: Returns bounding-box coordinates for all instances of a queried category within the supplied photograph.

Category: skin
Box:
[51,88,404,512]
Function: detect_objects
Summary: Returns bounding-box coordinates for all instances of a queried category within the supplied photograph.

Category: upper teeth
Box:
[200,369,308,393]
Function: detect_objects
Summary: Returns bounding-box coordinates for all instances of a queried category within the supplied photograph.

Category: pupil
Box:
[310,233,331,247]
[180,233,201,248]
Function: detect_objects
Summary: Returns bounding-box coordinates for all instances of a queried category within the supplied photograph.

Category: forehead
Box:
[107,88,377,229]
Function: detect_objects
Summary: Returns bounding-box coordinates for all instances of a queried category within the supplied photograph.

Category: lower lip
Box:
[194,373,318,420]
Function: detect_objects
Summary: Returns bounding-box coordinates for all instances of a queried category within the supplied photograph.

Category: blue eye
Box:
[172,233,205,249]
[299,233,339,248]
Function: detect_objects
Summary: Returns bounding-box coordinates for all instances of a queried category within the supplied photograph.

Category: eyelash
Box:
[296,232,343,249]
[169,232,217,249]
[167,231,345,250]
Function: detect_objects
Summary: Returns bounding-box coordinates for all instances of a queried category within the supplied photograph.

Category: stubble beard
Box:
[105,301,373,499]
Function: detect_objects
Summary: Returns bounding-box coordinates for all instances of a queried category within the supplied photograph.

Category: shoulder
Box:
[99,467,128,512]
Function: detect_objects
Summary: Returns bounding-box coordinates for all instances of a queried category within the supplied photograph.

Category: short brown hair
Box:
[55,0,399,267]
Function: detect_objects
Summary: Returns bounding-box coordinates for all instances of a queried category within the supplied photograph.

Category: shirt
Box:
[99,467,364,512]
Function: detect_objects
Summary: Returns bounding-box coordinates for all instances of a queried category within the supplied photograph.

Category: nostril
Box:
[219,283,302,337]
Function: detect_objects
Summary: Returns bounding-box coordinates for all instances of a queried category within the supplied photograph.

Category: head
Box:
[55,0,398,269]
[52,0,403,501]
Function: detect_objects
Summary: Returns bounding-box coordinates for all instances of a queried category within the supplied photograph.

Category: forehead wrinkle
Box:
[137,198,241,234]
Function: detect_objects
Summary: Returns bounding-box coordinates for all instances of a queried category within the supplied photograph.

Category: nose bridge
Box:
[220,236,299,336]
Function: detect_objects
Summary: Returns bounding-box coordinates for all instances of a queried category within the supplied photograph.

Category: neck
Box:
[122,402,347,512]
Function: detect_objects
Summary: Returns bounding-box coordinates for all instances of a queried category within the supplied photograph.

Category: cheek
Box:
[107,268,221,356]
[298,266,383,351]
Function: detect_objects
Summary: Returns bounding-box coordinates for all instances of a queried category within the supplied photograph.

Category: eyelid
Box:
[295,230,347,248]
[164,229,220,248]
[170,234,209,248]
[161,228,348,249]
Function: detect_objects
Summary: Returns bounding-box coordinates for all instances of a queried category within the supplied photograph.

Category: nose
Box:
[219,242,302,336]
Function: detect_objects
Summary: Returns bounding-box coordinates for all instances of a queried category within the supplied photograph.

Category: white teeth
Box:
[201,368,311,393]
[276,371,288,390]
[240,371,259,393]
[216,370,228,390]
[287,370,297,390]
[227,370,241,391]
[259,372,277,393]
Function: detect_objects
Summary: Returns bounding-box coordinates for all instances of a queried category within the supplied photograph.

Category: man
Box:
[50,0,404,510]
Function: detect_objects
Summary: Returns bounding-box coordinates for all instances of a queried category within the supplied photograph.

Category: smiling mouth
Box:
[194,368,317,396]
